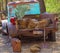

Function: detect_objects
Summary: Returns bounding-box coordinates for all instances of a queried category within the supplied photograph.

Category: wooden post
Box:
[5,0,8,15]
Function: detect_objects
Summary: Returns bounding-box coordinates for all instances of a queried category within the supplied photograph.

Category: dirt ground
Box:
[0,23,60,53]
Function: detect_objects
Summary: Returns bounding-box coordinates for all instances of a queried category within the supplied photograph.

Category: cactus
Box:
[15,4,30,19]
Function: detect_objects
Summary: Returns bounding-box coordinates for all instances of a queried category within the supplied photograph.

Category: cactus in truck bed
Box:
[15,4,30,19]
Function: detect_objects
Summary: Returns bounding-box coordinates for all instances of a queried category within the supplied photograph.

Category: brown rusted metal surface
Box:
[8,14,58,38]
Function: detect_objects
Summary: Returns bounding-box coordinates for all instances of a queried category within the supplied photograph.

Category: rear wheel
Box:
[48,31,56,42]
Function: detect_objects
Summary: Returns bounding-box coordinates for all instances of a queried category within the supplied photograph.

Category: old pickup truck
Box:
[2,1,58,42]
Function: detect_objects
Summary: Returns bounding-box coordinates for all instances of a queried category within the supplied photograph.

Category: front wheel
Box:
[2,24,8,35]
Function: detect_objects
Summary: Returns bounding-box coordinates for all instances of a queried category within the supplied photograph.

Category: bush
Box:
[44,0,60,13]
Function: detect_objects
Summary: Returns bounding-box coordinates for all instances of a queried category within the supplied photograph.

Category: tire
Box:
[1,20,8,35]
[6,24,9,35]
[48,31,56,42]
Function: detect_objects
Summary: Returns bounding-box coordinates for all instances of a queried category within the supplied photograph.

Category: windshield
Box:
[7,2,40,17]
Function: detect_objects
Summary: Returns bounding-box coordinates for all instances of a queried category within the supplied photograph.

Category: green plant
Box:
[0,0,1,10]
[44,0,60,13]
[0,0,1,2]
[15,4,30,19]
